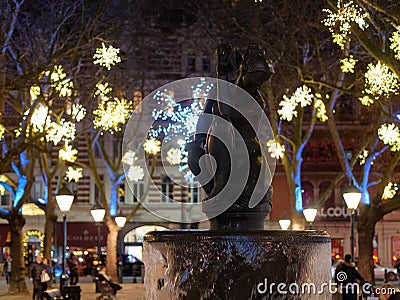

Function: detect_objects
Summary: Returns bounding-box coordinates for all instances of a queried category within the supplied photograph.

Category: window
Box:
[301,181,314,207]
[319,181,335,209]
[31,176,45,202]
[1,194,10,206]
[4,103,14,115]
[161,174,174,202]
[119,184,125,203]
[132,182,144,203]
[202,57,210,71]
[94,175,104,202]
[187,181,201,203]
[187,56,196,72]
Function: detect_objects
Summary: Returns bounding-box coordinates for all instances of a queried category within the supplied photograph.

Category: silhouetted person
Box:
[29,255,43,300]
[67,254,79,285]
[97,266,122,295]
[334,254,365,300]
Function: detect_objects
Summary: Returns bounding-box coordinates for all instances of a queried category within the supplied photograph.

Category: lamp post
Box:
[90,202,105,292]
[343,184,361,261]
[303,208,317,229]
[90,203,105,263]
[279,219,291,230]
[115,210,126,283]
[56,183,74,291]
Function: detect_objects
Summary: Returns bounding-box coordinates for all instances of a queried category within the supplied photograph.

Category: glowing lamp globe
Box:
[56,183,74,214]
[303,208,317,223]
[91,203,106,223]
[343,185,361,211]
[279,219,291,230]
[115,211,127,228]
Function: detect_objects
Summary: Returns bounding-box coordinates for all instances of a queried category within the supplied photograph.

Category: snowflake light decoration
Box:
[30,104,49,133]
[149,79,212,141]
[93,43,121,70]
[358,149,374,165]
[358,95,374,106]
[59,143,78,162]
[166,147,182,165]
[0,123,5,140]
[364,61,399,98]
[122,150,138,165]
[66,166,83,182]
[382,182,398,200]
[340,56,357,73]
[71,104,86,122]
[30,85,41,101]
[267,139,285,159]
[314,94,328,122]
[378,123,400,151]
[95,82,112,100]
[143,138,161,155]
[93,97,133,133]
[390,31,400,61]
[323,0,368,49]
[50,65,74,97]
[278,85,314,121]
[127,165,144,182]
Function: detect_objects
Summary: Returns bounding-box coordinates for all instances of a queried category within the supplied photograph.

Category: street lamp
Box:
[115,210,126,283]
[115,210,127,228]
[343,184,361,261]
[90,203,105,263]
[279,219,291,230]
[56,183,74,290]
[303,208,317,229]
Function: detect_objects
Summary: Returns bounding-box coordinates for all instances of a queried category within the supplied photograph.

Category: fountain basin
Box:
[144,230,332,300]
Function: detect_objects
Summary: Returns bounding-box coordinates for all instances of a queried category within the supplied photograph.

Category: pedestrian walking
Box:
[334,254,365,300]
[67,254,79,285]
[40,268,51,299]
[29,255,44,300]
[42,258,53,288]
[4,255,12,284]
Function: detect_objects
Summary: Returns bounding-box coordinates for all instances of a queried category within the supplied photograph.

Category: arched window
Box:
[301,181,314,207]
[319,181,335,209]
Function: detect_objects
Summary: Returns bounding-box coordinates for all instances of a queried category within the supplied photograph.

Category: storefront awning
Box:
[57,222,108,248]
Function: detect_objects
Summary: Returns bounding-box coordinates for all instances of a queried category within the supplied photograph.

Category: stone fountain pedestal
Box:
[143,230,332,300]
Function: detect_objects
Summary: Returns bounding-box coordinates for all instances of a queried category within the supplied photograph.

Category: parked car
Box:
[122,255,144,277]
[331,260,398,281]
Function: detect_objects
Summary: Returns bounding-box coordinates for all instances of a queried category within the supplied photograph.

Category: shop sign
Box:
[317,206,355,218]
[67,229,104,242]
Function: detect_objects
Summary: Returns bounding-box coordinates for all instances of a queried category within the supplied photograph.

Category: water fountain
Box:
[142,44,332,299]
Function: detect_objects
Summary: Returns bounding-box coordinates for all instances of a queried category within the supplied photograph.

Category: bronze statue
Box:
[187,44,273,230]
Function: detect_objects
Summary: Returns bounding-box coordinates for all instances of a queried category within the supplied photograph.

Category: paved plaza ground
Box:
[0,275,145,300]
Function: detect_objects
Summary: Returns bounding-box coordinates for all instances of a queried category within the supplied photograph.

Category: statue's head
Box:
[240,44,271,90]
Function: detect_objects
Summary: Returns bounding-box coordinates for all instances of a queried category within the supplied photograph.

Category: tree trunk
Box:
[43,198,57,260]
[105,217,119,281]
[8,213,29,295]
[357,213,375,283]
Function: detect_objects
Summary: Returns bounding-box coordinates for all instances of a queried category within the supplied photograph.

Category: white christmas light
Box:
[66,167,83,182]
[127,165,144,182]
[143,138,161,155]
[93,43,121,70]
[59,143,78,162]
[166,148,182,165]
